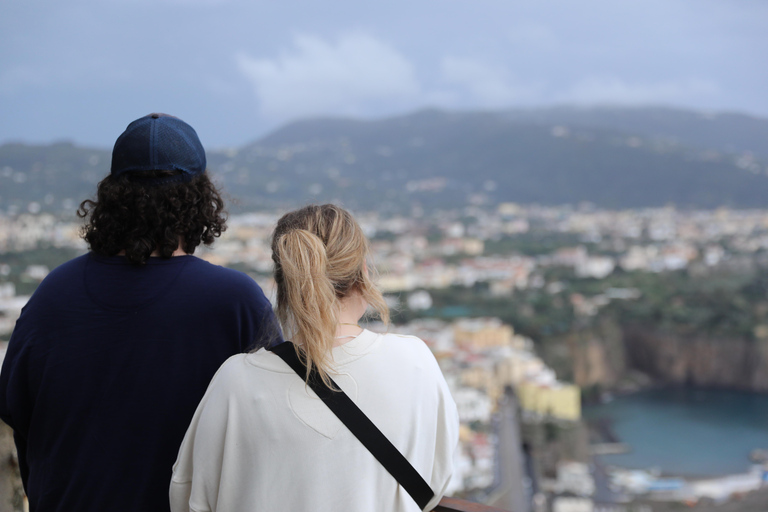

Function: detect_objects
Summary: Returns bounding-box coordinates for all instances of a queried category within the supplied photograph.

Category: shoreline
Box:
[592,454,767,504]
[593,456,758,481]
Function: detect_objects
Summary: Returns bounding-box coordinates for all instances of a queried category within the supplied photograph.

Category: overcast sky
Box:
[2,0,766,148]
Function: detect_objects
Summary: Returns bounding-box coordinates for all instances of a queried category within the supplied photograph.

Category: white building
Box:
[453,387,493,423]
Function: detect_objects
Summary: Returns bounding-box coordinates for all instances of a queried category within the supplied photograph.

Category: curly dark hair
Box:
[78,170,227,265]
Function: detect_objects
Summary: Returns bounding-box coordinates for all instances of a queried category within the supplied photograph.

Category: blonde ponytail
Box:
[272,204,390,387]
[273,229,338,385]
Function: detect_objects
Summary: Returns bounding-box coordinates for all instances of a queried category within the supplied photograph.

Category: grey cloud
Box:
[236,32,421,120]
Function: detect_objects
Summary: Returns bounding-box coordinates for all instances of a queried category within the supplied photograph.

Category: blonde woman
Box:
[170,204,459,512]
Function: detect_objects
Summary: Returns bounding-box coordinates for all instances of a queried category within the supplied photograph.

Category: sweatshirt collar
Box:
[247,329,380,373]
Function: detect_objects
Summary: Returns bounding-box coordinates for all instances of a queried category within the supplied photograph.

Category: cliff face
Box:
[555,318,627,390]
[559,320,768,393]
[622,326,768,392]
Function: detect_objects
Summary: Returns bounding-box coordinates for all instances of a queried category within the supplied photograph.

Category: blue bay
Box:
[584,388,768,476]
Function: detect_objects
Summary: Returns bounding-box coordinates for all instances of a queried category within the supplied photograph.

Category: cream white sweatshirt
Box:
[170,330,459,512]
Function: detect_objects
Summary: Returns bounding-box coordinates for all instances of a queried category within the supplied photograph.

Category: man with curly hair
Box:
[0,114,279,512]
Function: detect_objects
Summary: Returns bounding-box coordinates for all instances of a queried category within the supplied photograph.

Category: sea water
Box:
[583,387,768,476]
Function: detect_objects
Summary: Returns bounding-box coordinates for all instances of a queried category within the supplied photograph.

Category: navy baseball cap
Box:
[111,113,207,184]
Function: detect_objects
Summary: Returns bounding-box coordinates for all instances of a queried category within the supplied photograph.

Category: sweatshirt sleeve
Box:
[170,356,243,512]
[248,284,282,350]
[230,275,281,352]
[423,362,460,512]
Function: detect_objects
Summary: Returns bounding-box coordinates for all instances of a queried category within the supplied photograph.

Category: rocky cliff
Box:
[564,322,768,393]
[545,318,629,392]
[622,326,768,392]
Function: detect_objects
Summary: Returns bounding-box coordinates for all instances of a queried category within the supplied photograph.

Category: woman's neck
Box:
[334,292,366,346]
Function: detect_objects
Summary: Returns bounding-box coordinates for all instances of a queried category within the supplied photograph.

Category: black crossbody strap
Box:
[269,342,435,510]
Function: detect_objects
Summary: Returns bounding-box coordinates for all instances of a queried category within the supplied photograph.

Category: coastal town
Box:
[3,0,768,506]
[2,203,768,511]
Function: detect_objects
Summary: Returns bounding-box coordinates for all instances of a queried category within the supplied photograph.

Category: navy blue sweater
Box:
[0,253,279,512]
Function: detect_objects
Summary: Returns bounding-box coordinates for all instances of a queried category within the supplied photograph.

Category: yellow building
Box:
[517,382,581,421]
[453,318,514,350]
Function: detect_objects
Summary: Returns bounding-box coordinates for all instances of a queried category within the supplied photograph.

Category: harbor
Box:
[583,388,768,507]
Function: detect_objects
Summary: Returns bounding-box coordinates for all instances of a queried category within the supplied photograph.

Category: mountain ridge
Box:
[259,106,768,157]
[1,106,767,214]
